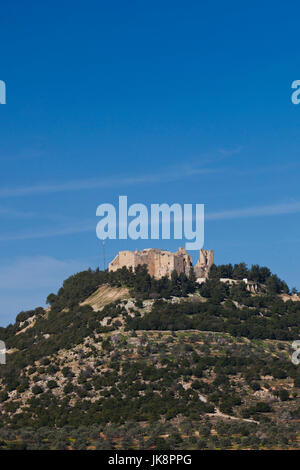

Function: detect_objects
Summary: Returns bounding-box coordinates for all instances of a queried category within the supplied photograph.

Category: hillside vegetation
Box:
[0,263,299,450]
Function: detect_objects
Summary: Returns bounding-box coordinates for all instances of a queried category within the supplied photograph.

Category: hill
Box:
[0,263,299,450]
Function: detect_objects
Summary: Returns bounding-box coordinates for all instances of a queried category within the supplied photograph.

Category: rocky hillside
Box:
[0,264,299,450]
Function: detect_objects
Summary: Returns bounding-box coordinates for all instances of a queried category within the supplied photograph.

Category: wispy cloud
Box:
[207,201,300,220]
[0,221,95,242]
[1,200,300,242]
[0,166,215,198]
[1,158,298,200]
[0,207,36,218]
[0,256,88,289]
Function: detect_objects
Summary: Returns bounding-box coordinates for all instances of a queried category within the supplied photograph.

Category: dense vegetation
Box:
[0,261,299,450]
[209,263,289,294]
[127,281,300,340]
[0,418,297,450]
[45,264,197,312]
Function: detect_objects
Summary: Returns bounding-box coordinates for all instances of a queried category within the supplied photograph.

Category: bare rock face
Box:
[109,247,214,279]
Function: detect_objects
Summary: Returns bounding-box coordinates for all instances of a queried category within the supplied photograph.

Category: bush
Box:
[47,380,58,389]
[32,385,43,395]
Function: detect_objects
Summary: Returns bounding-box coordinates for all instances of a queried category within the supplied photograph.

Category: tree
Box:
[232,263,248,280]
[277,389,289,401]
[0,391,8,402]
[47,380,58,389]
[248,265,261,282]
[32,385,43,395]
[46,293,57,305]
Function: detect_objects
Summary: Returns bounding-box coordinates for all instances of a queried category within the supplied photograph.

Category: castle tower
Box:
[194,249,214,278]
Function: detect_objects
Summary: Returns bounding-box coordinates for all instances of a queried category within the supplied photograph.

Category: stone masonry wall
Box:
[109,247,214,279]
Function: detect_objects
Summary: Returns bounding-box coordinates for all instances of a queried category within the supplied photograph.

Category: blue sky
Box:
[1,1,300,325]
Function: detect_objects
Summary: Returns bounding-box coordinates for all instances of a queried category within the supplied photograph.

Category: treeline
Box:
[209,263,289,293]
[2,260,290,329]
[46,265,197,312]
[0,263,289,341]
[0,260,291,346]
[45,262,289,314]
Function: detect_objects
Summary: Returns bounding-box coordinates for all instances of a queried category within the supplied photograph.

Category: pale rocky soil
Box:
[80,284,130,311]
[280,293,300,302]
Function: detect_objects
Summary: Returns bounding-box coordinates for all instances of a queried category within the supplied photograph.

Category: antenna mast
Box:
[102,240,106,271]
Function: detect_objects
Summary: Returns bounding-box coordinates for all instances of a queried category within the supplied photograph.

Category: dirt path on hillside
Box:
[208,407,259,424]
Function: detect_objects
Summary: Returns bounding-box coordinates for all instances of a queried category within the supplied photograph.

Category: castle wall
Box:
[109,248,214,279]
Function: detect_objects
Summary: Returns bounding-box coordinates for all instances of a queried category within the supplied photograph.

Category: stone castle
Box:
[108,247,214,279]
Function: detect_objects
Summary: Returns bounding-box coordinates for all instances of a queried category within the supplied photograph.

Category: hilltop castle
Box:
[108,247,214,279]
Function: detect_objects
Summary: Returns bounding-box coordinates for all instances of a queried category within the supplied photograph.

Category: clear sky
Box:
[0,1,300,325]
